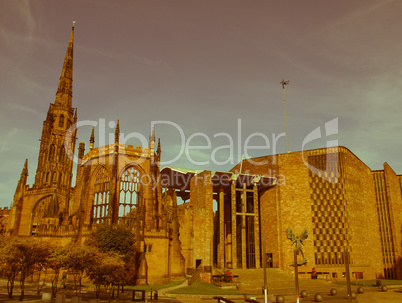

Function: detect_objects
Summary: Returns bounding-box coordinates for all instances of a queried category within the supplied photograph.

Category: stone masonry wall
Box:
[384,163,402,279]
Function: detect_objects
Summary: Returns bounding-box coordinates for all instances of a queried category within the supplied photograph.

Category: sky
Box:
[0,0,401,208]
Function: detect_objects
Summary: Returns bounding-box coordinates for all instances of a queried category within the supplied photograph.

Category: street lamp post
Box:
[263,237,268,303]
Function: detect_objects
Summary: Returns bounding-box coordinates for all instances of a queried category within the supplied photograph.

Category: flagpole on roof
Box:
[280,79,290,153]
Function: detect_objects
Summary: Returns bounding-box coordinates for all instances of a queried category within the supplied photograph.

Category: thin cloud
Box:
[78,44,171,71]
[0,128,18,153]
[0,0,36,42]
[327,0,395,31]
[7,103,40,116]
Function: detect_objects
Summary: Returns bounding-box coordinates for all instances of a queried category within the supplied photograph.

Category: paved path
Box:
[1,271,402,303]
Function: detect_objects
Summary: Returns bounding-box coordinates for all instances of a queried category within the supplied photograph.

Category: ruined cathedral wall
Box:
[13,190,67,236]
[143,232,170,284]
[177,171,214,272]
[74,144,153,226]
[177,203,194,270]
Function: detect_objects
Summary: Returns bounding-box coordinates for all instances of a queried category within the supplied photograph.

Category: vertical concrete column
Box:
[231,182,237,268]
[241,183,247,268]
[254,183,261,268]
[219,187,225,269]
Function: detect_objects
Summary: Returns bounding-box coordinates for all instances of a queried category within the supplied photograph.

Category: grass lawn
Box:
[167,279,246,295]
[125,279,186,292]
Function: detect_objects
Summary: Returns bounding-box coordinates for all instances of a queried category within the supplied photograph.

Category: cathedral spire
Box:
[55,22,75,108]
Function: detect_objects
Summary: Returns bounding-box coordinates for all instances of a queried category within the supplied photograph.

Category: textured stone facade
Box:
[6,25,185,285]
[0,207,9,233]
[5,25,402,284]
[231,147,400,280]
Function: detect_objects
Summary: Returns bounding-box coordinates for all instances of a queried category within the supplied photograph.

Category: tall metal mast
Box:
[280,79,290,153]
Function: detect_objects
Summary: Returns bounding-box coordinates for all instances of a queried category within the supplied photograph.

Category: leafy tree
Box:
[47,246,68,297]
[0,236,51,300]
[16,238,51,301]
[0,235,20,298]
[86,251,125,301]
[65,245,99,295]
[85,224,138,290]
[85,224,136,263]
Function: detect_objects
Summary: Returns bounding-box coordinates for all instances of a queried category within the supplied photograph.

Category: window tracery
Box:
[119,166,140,221]
[92,167,110,224]
[49,144,56,161]
[59,114,64,128]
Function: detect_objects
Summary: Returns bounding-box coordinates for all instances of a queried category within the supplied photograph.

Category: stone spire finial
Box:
[21,158,28,176]
[55,25,75,108]
[89,127,95,149]
[157,138,161,155]
[115,120,120,144]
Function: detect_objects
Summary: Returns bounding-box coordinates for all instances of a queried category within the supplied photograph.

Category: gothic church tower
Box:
[8,24,77,236]
[34,23,77,191]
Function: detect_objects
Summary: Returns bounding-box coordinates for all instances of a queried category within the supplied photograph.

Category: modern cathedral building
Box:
[3,25,402,284]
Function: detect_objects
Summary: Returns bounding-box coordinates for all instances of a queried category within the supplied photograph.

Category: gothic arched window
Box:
[31,195,52,235]
[49,144,56,161]
[59,115,64,128]
[59,146,66,163]
[119,167,140,220]
[52,172,57,183]
[92,167,110,224]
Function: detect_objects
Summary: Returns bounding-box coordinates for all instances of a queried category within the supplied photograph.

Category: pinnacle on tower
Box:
[16,159,29,190]
[55,22,75,108]
[157,138,161,155]
[115,120,120,144]
[21,159,28,177]
[89,127,95,149]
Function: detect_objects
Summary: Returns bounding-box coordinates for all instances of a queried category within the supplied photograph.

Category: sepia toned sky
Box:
[0,0,401,207]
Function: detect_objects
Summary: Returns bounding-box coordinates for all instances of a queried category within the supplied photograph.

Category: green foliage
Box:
[0,235,51,299]
[47,246,69,297]
[85,224,136,262]
[65,245,100,295]
[85,225,139,293]
[0,235,20,298]
[86,251,125,301]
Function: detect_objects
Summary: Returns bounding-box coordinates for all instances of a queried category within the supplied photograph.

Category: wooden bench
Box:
[212,274,239,283]
[212,275,225,283]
